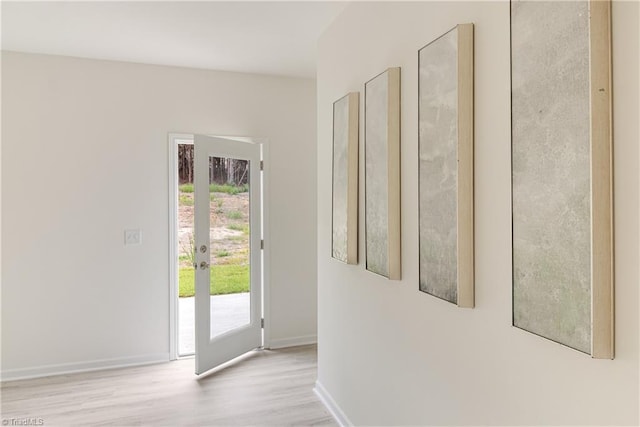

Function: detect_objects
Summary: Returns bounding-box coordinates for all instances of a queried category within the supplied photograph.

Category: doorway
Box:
[168,133,269,365]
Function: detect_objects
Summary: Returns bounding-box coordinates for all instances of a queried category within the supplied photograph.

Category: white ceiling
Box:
[1,1,348,78]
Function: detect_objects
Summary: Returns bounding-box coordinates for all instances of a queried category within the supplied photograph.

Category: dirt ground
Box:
[178,191,250,267]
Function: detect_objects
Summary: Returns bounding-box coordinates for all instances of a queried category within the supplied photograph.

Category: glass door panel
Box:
[207,156,251,339]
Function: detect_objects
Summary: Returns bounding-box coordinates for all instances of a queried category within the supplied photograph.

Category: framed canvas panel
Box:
[364,67,401,280]
[418,24,474,308]
[511,0,613,358]
[332,92,359,264]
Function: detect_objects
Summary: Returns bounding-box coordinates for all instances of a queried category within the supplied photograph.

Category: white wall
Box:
[1,52,317,377]
[317,2,638,425]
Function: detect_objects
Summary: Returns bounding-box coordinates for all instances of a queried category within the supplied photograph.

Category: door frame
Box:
[168,132,272,361]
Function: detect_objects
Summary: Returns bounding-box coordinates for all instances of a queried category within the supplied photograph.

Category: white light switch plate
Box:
[124,229,142,245]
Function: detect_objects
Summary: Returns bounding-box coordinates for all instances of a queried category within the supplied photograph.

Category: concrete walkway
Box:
[178,293,250,356]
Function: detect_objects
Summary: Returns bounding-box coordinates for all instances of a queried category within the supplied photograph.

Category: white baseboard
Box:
[268,334,317,349]
[314,380,352,427]
[1,353,170,382]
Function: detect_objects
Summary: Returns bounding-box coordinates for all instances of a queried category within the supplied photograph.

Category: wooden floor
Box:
[1,345,336,426]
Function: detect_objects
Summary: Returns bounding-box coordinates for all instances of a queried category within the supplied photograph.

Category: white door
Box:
[194,135,262,374]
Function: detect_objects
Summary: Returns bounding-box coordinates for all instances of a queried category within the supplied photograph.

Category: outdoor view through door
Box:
[177,145,252,356]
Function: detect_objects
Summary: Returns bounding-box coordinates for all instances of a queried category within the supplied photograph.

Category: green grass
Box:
[226,210,243,220]
[216,250,230,257]
[179,183,194,193]
[180,183,248,195]
[179,194,193,206]
[179,265,249,297]
[226,256,249,265]
[227,223,250,234]
[209,183,249,195]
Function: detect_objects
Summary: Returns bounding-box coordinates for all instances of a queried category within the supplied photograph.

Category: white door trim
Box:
[167,133,271,361]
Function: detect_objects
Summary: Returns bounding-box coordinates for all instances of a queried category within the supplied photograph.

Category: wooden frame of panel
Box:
[457,23,475,308]
[589,0,614,359]
[331,92,360,264]
[510,0,613,358]
[418,24,474,307]
[364,67,401,280]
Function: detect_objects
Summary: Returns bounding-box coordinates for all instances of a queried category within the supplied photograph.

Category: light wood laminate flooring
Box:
[1,345,336,426]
